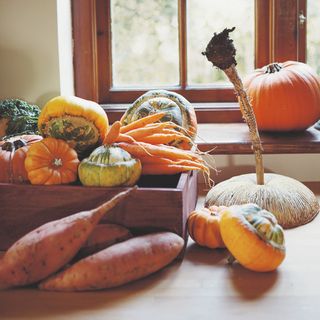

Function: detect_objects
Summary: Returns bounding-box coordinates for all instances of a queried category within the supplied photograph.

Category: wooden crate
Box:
[0,171,198,251]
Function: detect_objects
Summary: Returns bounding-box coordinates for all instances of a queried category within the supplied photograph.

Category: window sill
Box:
[102,103,320,155]
[102,102,242,123]
[196,123,320,154]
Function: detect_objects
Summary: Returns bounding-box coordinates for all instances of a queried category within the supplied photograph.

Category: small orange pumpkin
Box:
[243,61,320,131]
[25,137,80,185]
[220,203,286,272]
[0,134,43,183]
[187,206,227,249]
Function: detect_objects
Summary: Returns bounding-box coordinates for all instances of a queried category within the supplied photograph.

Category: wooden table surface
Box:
[1,182,320,320]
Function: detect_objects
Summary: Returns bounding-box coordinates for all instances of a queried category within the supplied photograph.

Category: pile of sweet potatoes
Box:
[0,187,184,291]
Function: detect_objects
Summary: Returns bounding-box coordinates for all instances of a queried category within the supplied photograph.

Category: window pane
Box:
[187,0,254,85]
[111,0,179,87]
[307,0,320,74]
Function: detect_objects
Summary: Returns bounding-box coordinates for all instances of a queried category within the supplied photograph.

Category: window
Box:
[307,0,320,73]
[72,0,310,120]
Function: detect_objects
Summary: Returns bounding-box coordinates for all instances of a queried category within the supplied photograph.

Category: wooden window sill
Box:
[103,102,242,124]
[103,103,320,155]
[196,123,320,154]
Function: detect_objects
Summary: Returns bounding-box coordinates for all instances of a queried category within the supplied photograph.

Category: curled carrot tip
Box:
[104,121,121,145]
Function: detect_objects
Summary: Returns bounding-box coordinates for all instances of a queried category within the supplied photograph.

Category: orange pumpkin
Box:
[243,61,320,131]
[187,206,227,249]
[25,137,80,185]
[0,134,43,183]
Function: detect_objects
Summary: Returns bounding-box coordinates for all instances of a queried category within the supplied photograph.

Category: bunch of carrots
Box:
[103,112,213,185]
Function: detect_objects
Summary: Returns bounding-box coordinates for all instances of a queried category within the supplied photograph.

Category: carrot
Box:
[139,156,177,165]
[141,162,212,186]
[161,122,194,138]
[141,163,201,175]
[115,133,137,143]
[141,133,193,146]
[104,121,121,144]
[139,155,209,175]
[0,187,136,289]
[120,112,166,133]
[176,159,210,172]
[139,156,208,172]
[125,122,175,139]
[116,142,200,161]
[39,232,184,291]
[119,111,128,124]
[177,140,193,150]
[75,224,132,260]
[161,128,187,136]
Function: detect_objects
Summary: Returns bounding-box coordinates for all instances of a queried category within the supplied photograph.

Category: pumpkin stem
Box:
[227,254,236,265]
[0,138,28,184]
[202,27,264,185]
[52,158,63,167]
[265,63,282,74]
[1,138,27,152]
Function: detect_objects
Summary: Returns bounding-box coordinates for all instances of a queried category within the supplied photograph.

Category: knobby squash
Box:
[25,137,80,185]
[0,134,43,183]
[78,144,141,187]
[120,90,197,148]
[243,61,320,131]
[220,203,286,272]
[187,206,226,249]
[38,96,109,157]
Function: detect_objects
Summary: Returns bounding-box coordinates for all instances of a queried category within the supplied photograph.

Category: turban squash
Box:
[220,203,286,272]
[0,134,43,183]
[120,90,197,149]
[38,96,109,157]
[78,144,141,187]
[243,61,320,131]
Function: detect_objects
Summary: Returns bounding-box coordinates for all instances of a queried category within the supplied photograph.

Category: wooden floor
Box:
[1,183,320,319]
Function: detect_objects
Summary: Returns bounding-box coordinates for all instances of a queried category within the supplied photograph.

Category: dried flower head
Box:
[202,27,237,70]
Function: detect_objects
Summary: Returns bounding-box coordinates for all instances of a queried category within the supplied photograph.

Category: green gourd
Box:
[78,145,141,187]
[121,90,198,147]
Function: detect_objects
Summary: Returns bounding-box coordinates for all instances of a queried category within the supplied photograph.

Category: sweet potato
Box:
[75,223,132,259]
[39,232,184,291]
[0,187,135,289]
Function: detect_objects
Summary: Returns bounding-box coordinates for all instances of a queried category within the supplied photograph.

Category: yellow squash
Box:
[220,203,286,272]
[38,96,109,157]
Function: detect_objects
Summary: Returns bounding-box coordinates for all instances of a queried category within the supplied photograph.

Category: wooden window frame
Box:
[72,0,306,123]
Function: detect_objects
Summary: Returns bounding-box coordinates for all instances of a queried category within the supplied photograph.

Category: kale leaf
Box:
[0,99,41,137]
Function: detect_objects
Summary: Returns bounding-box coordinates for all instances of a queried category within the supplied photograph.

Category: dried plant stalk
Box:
[202,27,264,185]
[202,27,320,228]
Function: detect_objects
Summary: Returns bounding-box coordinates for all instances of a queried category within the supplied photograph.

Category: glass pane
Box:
[187,0,254,85]
[111,0,179,87]
[307,0,320,74]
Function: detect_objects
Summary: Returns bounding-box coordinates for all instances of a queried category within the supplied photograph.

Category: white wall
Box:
[0,0,73,108]
[210,154,320,183]
[56,0,74,97]
[0,0,318,182]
